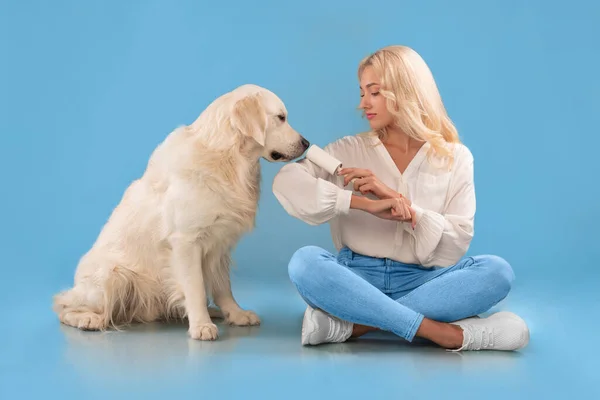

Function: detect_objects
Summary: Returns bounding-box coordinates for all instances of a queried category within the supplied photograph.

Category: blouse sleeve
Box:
[272,142,353,226]
[404,146,476,267]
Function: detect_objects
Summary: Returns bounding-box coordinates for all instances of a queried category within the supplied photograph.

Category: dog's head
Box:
[228,84,309,162]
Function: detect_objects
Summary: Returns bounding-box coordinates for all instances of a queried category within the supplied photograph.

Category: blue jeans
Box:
[288,246,515,342]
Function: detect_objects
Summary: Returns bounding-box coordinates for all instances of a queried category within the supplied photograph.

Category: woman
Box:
[272,45,530,351]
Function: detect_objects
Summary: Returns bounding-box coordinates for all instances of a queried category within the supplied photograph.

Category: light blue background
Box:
[1,0,598,398]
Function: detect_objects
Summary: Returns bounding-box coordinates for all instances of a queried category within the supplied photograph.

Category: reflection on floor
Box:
[1,278,597,399]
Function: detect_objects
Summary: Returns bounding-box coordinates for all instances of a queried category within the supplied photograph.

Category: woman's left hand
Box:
[361,197,417,229]
[339,168,401,200]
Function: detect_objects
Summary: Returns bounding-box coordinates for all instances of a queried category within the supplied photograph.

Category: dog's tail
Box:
[53,265,161,330]
[101,265,161,329]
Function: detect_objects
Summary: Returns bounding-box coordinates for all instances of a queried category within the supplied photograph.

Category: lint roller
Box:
[305,145,343,176]
[305,145,358,187]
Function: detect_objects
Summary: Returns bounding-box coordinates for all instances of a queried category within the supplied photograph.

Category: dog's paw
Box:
[61,311,106,331]
[189,323,219,340]
[226,309,261,326]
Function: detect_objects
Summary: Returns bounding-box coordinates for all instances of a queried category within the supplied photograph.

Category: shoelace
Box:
[466,324,495,350]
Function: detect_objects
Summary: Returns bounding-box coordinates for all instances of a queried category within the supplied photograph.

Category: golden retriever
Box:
[53,84,310,340]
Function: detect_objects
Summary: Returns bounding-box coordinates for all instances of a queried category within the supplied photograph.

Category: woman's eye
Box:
[371,91,379,96]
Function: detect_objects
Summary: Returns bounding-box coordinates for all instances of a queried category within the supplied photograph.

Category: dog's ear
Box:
[230,94,267,147]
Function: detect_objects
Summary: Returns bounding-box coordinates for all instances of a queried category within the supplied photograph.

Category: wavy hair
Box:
[358,45,460,167]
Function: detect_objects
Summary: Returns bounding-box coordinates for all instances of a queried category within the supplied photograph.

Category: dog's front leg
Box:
[214,281,261,327]
[170,234,218,340]
[210,254,260,327]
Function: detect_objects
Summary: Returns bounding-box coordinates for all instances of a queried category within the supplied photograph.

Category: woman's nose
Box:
[359,97,369,109]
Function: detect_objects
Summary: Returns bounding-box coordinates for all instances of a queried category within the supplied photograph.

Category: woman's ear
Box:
[230,94,267,147]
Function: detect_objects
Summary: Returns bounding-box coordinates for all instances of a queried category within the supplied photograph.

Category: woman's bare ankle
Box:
[351,324,377,338]
[416,318,464,349]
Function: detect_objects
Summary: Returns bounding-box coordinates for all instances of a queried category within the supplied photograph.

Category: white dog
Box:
[53,84,309,340]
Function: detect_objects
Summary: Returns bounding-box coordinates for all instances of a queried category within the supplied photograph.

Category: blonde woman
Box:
[272,45,530,351]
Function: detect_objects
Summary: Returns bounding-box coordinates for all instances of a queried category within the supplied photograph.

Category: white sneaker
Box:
[301,306,353,346]
[450,311,530,351]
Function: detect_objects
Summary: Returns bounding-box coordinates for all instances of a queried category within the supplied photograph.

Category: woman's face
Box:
[359,66,394,131]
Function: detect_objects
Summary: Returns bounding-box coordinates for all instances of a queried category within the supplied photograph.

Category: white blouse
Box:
[272,133,476,268]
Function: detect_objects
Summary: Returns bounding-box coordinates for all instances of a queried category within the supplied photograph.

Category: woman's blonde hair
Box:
[358,45,460,167]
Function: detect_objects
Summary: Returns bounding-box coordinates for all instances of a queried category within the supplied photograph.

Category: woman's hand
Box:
[352,196,417,229]
[339,168,401,201]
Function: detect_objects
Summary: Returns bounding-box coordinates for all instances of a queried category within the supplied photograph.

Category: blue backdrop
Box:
[2,1,599,398]
[1,0,598,321]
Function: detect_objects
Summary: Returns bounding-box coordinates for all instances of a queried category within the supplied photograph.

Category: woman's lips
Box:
[366,113,376,120]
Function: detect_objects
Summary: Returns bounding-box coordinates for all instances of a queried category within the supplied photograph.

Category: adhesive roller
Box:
[305,145,343,176]
[305,144,358,186]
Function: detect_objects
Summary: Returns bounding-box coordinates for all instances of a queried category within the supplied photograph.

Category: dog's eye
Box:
[277,114,286,122]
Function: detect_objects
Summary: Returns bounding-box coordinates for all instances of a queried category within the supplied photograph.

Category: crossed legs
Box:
[288,246,527,350]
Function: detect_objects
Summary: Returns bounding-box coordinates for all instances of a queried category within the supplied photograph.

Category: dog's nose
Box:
[301,138,310,150]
